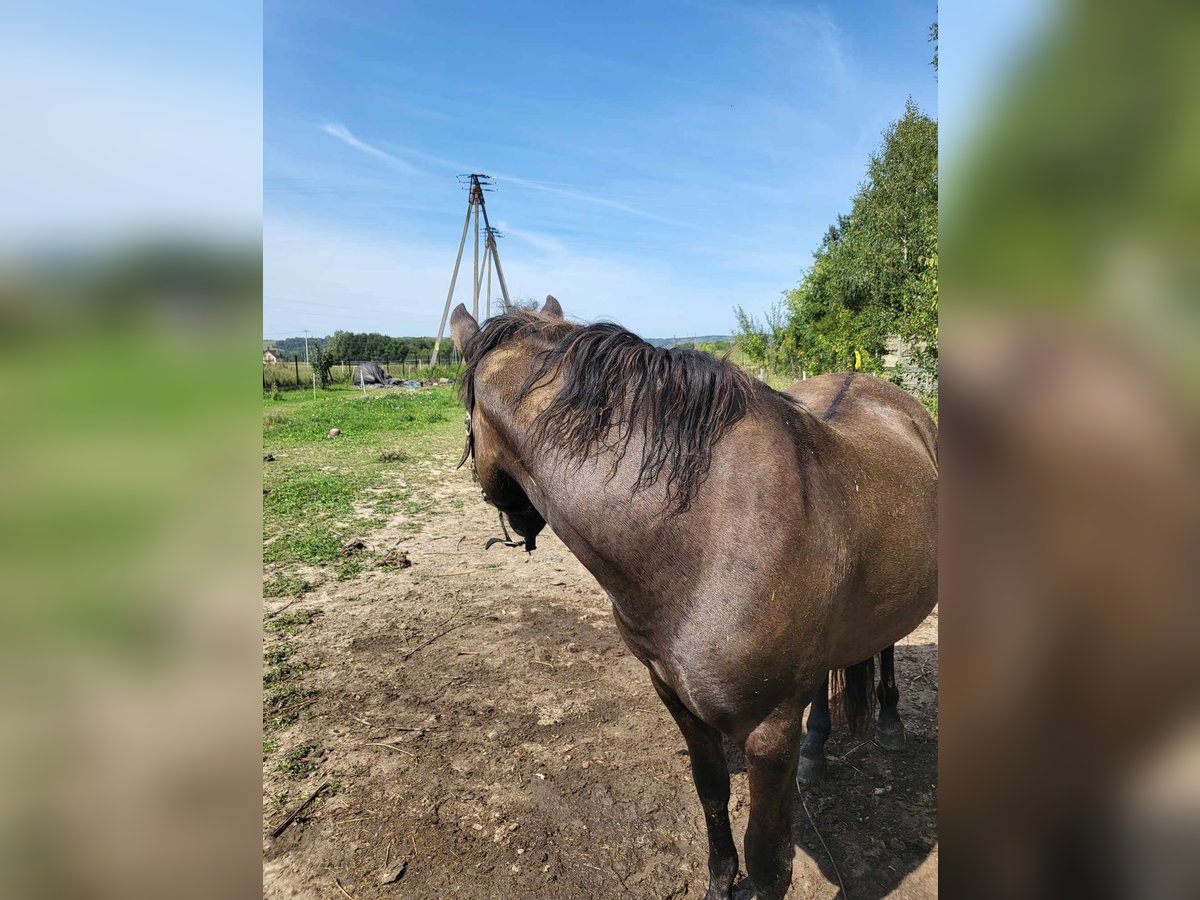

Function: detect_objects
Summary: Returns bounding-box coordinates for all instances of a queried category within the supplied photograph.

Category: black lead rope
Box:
[484,511,524,551]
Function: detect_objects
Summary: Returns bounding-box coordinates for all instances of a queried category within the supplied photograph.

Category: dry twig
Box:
[270,781,329,838]
[367,741,416,757]
[334,876,357,900]
[801,795,846,899]
[400,615,477,661]
[264,597,301,619]
[418,569,476,579]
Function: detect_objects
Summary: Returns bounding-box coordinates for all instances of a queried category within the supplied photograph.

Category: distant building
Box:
[263,348,287,365]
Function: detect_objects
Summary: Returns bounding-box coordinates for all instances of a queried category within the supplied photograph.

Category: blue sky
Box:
[263,2,937,339]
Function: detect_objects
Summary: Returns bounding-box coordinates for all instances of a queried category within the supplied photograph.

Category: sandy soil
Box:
[262,453,938,899]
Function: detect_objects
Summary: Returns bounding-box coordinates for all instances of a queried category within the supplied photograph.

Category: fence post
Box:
[294,355,299,383]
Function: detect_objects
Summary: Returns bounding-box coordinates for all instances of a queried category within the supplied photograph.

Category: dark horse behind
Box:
[451,298,937,899]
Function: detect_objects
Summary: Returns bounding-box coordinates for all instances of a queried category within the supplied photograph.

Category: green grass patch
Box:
[263,387,458,447]
[263,574,314,598]
[264,641,297,667]
[263,656,317,687]
[278,743,322,777]
[264,524,345,567]
[262,386,463,571]
[264,682,318,730]
[264,608,322,635]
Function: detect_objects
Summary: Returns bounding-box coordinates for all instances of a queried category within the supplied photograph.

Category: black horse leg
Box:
[650,673,738,900]
[744,695,808,900]
[876,644,904,750]
[796,672,831,785]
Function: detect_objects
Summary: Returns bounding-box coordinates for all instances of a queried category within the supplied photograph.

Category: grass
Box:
[263,574,313,598]
[278,743,322,777]
[264,608,322,635]
[262,385,463,572]
[262,384,466,773]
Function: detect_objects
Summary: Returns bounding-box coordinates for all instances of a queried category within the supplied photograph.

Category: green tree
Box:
[310,340,333,390]
[781,99,938,391]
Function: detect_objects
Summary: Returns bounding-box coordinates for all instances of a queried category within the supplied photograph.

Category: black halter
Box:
[461,412,525,551]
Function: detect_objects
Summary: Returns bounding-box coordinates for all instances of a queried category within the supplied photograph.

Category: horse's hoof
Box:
[876,719,905,751]
[795,755,826,785]
[704,873,736,900]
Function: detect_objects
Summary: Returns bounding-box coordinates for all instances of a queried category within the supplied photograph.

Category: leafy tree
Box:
[780,99,938,391]
[734,300,799,373]
[310,340,333,390]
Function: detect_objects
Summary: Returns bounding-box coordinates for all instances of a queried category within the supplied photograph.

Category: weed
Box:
[264,608,322,635]
[279,743,322,777]
[263,574,313,598]
[336,560,364,581]
[263,658,317,687]
[263,738,278,757]
[265,683,317,710]
[263,641,297,667]
[264,526,344,567]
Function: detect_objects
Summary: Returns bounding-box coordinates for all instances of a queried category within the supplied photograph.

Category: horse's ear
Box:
[449,303,479,352]
[541,295,563,318]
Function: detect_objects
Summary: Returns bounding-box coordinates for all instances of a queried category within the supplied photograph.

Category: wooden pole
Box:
[489,238,511,307]
[485,242,493,318]
[478,201,511,306]
[431,199,474,367]
[472,183,480,321]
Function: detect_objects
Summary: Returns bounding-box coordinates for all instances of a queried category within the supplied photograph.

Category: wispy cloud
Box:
[494,221,570,256]
[496,173,703,231]
[320,123,424,176]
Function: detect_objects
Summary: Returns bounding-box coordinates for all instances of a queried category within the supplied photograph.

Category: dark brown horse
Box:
[451,297,937,899]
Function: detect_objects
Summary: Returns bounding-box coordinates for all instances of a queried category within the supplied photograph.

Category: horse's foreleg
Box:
[876,644,904,750]
[796,673,830,784]
[744,696,807,900]
[650,673,738,900]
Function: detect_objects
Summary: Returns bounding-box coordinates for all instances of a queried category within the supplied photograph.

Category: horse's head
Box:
[451,296,567,551]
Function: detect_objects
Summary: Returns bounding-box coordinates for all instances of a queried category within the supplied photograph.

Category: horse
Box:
[451,297,937,900]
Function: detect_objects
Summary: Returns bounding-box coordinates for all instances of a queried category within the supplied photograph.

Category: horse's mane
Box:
[462,307,758,514]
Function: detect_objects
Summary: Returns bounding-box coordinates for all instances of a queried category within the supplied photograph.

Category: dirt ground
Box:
[262,451,938,899]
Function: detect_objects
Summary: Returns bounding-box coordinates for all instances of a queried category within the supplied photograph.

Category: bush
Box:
[311,342,333,390]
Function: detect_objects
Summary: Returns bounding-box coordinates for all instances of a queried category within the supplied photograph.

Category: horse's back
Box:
[785,372,936,468]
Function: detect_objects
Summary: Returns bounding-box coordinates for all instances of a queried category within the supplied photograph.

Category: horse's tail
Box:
[830,657,877,735]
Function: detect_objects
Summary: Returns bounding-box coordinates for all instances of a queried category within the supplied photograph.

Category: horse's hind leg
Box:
[744,694,809,900]
[876,644,905,750]
[796,672,830,784]
[650,673,738,900]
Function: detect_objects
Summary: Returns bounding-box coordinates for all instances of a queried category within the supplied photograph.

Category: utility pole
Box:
[484,225,503,318]
[472,184,481,321]
[431,174,512,366]
[303,330,311,366]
